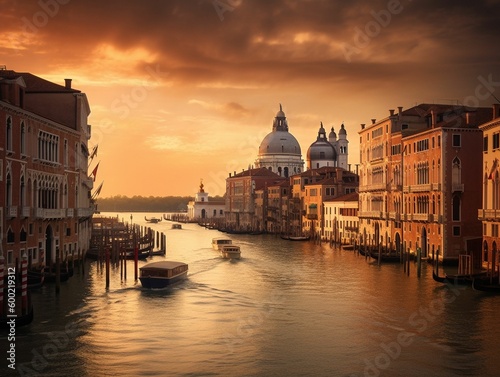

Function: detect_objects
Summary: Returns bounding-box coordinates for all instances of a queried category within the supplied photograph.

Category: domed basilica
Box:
[255,105,349,177]
[307,122,348,170]
[255,105,304,177]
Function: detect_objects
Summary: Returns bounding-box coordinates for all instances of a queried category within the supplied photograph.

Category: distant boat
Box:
[220,245,241,259]
[280,234,310,241]
[145,216,162,224]
[171,223,182,229]
[139,261,188,289]
[369,251,401,263]
[212,237,232,250]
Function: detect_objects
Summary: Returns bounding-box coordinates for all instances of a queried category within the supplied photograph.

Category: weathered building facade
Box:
[0,69,94,268]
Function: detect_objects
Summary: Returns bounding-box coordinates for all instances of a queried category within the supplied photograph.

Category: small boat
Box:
[145,216,162,224]
[220,245,241,259]
[472,278,500,293]
[281,234,310,241]
[139,261,188,289]
[212,237,232,250]
[432,270,487,285]
[369,251,401,263]
[171,223,182,229]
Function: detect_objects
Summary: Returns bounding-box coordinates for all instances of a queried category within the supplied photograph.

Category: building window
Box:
[493,133,500,150]
[38,130,60,163]
[6,117,13,152]
[452,195,461,221]
[452,134,461,147]
[453,226,461,236]
[21,122,26,155]
[484,135,489,151]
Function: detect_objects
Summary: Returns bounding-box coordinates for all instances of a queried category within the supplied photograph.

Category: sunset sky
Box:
[2,0,500,197]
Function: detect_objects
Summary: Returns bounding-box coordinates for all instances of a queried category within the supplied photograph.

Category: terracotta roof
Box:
[327,191,359,202]
[0,70,80,93]
[231,167,282,178]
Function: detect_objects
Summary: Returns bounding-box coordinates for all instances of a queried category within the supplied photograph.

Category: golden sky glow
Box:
[2,0,500,197]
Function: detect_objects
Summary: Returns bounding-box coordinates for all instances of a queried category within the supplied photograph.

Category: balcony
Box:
[77,207,95,218]
[410,184,432,193]
[360,183,387,192]
[66,208,74,217]
[6,206,17,218]
[431,183,441,191]
[35,208,66,219]
[359,211,383,219]
[307,214,318,220]
[479,209,500,221]
[21,207,30,218]
[452,183,464,193]
[412,213,430,222]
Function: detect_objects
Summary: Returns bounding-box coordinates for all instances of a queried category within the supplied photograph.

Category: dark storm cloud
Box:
[3,0,500,87]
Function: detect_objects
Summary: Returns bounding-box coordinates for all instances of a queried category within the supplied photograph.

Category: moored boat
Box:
[472,278,500,293]
[145,216,162,224]
[171,223,182,229]
[212,237,232,250]
[220,245,241,259]
[369,251,401,263]
[139,261,188,289]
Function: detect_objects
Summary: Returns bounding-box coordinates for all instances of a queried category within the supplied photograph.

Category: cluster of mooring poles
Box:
[93,218,166,290]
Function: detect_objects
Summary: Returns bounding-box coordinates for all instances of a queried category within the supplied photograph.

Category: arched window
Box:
[6,117,12,151]
[452,157,461,186]
[21,122,26,155]
[6,173,12,207]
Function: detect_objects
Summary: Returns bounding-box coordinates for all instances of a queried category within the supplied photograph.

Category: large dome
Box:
[258,131,302,155]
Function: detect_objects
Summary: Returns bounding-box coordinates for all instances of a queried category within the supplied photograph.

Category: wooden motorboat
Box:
[139,261,188,289]
[220,245,241,259]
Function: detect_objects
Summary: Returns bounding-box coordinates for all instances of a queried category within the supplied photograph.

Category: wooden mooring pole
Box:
[105,247,110,290]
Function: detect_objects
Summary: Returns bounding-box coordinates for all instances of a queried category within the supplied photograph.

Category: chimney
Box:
[493,104,500,119]
[389,109,395,117]
[465,112,476,126]
[361,123,365,130]
[64,78,72,89]
[398,106,403,118]
[431,110,437,128]
[371,119,376,125]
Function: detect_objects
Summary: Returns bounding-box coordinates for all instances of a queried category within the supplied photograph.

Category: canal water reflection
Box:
[4,213,500,377]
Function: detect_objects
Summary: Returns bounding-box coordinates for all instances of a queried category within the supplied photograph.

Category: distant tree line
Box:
[95,195,224,212]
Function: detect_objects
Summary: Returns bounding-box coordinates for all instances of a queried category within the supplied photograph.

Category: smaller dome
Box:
[339,123,347,135]
[307,140,337,162]
[329,127,337,139]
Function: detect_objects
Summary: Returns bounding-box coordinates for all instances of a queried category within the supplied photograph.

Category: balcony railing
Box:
[358,211,383,219]
[77,207,95,218]
[479,209,500,220]
[6,206,17,218]
[410,184,432,193]
[431,183,441,191]
[66,208,74,217]
[21,206,30,218]
[35,208,66,219]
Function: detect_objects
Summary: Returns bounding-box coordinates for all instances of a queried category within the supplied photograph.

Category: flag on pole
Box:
[488,158,498,179]
[92,181,104,199]
[89,145,98,160]
[90,162,100,182]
